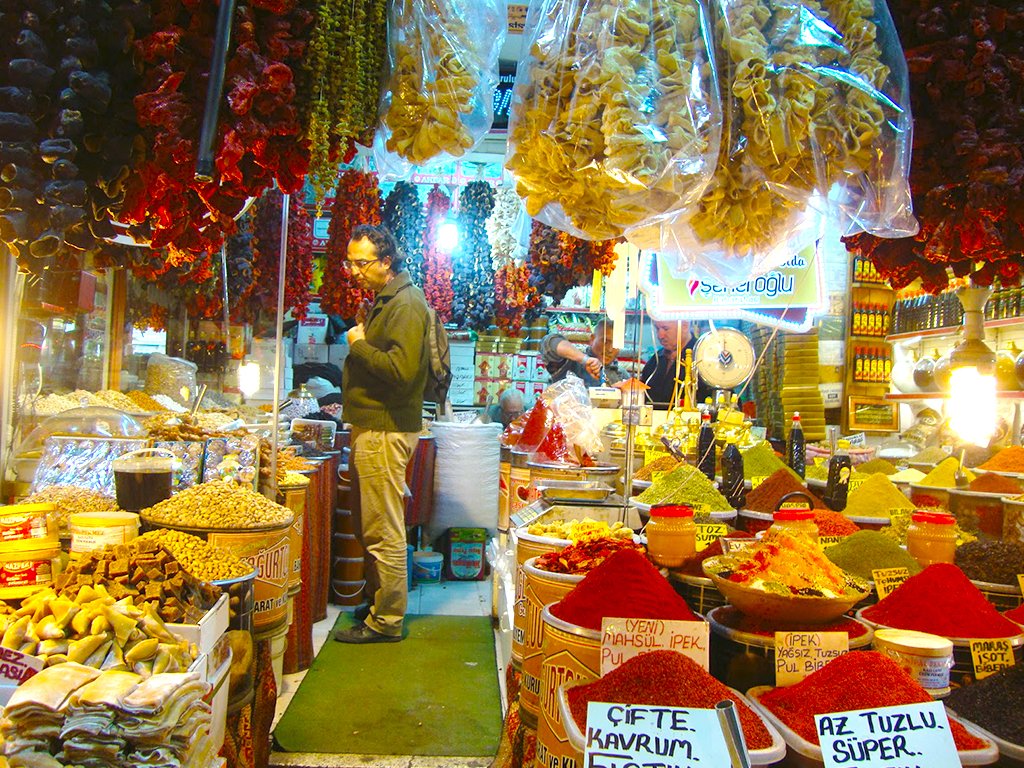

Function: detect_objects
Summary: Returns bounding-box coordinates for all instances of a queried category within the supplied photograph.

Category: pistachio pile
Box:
[140,480,293,529]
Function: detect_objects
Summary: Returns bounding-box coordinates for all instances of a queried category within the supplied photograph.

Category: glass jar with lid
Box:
[646,504,696,568]
[907,510,957,567]
[770,508,819,544]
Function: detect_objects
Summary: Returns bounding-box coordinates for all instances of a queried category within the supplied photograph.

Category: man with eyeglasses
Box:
[335,224,429,645]
[486,388,525,428]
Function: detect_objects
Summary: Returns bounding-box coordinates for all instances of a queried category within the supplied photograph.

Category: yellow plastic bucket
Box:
[534,605,601,768]
[518,559,584,721]
[0,546,62,600]
[510,530,569,666]
[0,503,58,553]
[70,511,140,559]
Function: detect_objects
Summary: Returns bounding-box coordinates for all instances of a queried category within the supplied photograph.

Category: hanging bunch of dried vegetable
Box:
[319,169,381,319]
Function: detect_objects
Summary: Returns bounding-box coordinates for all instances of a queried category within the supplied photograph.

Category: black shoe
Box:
[353,604,371,622]
[333,623,402,644]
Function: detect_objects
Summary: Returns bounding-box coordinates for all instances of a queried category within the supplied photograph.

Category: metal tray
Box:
[536,479,614,503]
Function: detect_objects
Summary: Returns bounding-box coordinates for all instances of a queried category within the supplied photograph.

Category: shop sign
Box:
[873,567,911,600]
[775,631,849,687]
[584,702,731,768]
[507,4,528,34]
[815,701,959,768]
[642,248,826,331]
[600,618,709,675]
[970,638,1015,680]
[695,523,729,551]
[312,216,330,253]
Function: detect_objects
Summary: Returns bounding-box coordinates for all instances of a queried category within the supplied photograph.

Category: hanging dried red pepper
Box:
[422,185,454,320]
[319,169,381,319]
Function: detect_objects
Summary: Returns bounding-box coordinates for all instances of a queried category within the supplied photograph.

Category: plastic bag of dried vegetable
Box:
[505,0,721,241]
[373,0,506,178]
[633,0,917,283]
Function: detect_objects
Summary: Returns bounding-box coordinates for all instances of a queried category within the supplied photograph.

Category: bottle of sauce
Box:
[787,412,805,479]
[721,436,746,510]
[906,510,957,567]
[646,504,697,568]
[824,437,852,512]
[696,412,716,480]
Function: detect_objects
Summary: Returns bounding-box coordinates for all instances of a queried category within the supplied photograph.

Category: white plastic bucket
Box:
[412,551,443,584]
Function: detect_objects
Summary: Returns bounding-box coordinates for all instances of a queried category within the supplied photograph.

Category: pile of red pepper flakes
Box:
[534,538,644,575]
[568,652,774,750]
[422,185,454,321]
[121,0,313,263]
[843,3,1024,293]
[319,169,381,319]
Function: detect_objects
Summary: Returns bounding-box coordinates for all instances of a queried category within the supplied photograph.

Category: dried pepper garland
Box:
[451,181,495,331]
[422,185,454,320]
[0,0,151,274]
[381,181,426,287]
[527,221,619,305]
[285,194,314,320]
[320,169,381,318]
[225,213,257,322]
[250,189,314,319]
[304,0,387,208]
[493,261,539,335]
[844,2,1024,292]
[122,0,312,263]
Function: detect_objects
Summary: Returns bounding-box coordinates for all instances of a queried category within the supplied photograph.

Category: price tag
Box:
[645,449,669,467]
[970,638,1016,680]
[751,475,768,489]
[779,501,812,510]
[696,523,730,552]
[819,535,847,548]
[872,567,911,600]
[848,477,866,492]
[0,647,44,706]
[775,632,849,687]
[585,702,731,768]
[600,618,709,675]
[816,702,959,768]
[722,537,754,554]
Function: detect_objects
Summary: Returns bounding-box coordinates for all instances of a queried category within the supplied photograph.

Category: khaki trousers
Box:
[351,427,418,636]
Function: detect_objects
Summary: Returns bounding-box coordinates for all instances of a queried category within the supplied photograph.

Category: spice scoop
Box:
[954,448,970,488]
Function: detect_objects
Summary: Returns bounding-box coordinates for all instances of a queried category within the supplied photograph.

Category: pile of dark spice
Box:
[946,664,1024,745]
[955,540,1024,586]
[759,652,987,750]
[567,651,773,749]
[968,472,1023,495]
[676,531,754,577]
[711,605,870,640]
[551,549,698,631]
[862,563,1023,638]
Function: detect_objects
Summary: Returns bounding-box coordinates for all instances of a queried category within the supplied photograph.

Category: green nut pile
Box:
[141,480,293,529]
[138,529,252,582]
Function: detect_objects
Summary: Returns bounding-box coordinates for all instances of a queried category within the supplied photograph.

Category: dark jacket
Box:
[342,271,428,432]
[540,332,624,388]
[640,337,713,409]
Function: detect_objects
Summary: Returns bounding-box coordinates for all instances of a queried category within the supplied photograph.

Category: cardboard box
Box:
[531,381,546,400]
[296,314,329,345]
[475,352,496,379]
[294,343,329,365]
[327,344,349,368]
[169,594,230,660]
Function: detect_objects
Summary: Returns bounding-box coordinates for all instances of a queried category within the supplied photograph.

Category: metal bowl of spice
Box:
[705,571,868,624]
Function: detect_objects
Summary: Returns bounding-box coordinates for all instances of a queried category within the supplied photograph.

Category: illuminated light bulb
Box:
[436,221,459,254]
[948,367,997,446]
[238,361,260,398]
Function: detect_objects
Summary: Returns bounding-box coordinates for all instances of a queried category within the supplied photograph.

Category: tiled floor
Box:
[270,579,504,767]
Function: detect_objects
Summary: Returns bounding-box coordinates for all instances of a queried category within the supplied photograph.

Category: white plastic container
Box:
[412,550,443,584]
[873,628,954,697]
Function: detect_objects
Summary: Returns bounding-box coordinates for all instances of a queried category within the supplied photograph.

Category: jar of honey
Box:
[646,505,696,568]
[770,508,819,544]
[907,510,957,567]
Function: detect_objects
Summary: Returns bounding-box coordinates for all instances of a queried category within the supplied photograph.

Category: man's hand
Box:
[346,324,365,345]
[355,299,371,325]
[583,356,602,378]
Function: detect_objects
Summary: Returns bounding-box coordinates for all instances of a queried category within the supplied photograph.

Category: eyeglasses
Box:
[343,258,379,269]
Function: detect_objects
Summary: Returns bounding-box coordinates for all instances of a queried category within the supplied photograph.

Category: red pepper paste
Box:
[712,605,869,640]
[759,651,987,750]
[534,538,644,574]
[551,549,698,630]
[862,563,1023,639]
[968,472,1023,495]
[567,650,773,749]
[813,509,859,537]
[677,531,754,577]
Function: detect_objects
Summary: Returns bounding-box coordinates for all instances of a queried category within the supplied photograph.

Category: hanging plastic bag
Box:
[505,0,722,241]
[373,0,506,179]
[541,374,604,458]
[632,0,916,283]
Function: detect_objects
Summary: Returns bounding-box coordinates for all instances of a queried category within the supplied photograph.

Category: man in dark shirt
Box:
[540,317,624,388]
[640,319,713,409]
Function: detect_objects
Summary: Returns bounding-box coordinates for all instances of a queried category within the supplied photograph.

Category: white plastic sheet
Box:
[428,421,502,542]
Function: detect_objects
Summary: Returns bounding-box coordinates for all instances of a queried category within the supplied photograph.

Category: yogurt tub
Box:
[0,547,62,600]
[70,511,141,559]
[873,628,954,698]
[0,503,59,552]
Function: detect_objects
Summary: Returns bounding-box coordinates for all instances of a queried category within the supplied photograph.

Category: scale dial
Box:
[693,327,756,390]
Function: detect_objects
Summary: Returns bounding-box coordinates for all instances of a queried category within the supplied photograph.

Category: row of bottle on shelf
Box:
[985,285,1024,321]
[851,301,890,337]
[851,255,887,284]
[852,346,892,383]
[891,289,965,335]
